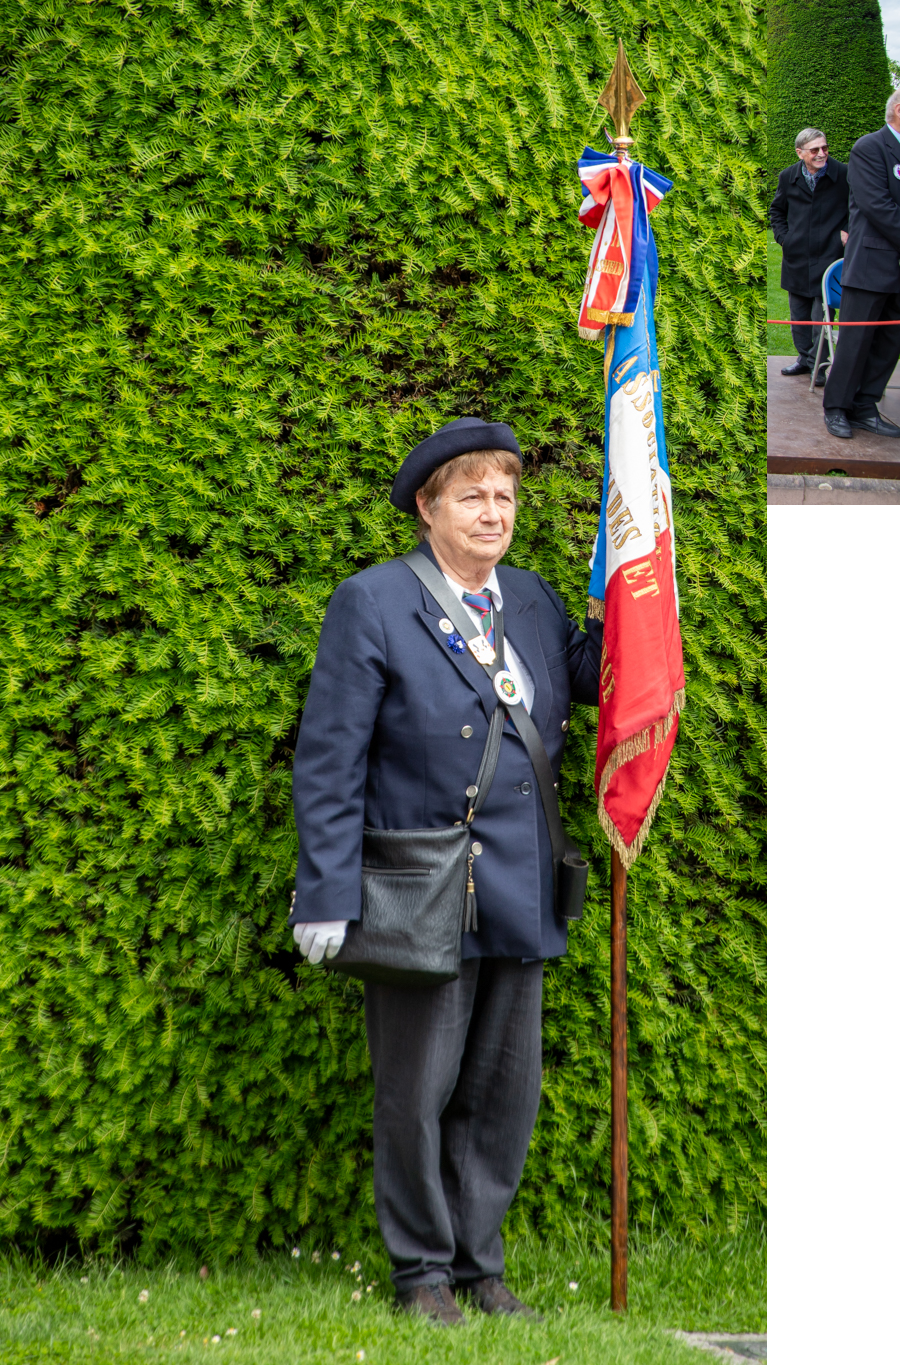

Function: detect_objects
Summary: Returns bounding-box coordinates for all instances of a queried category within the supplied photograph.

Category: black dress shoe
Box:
[396,1282,465,1325]
[814,368,827,387]
[463,1276,542,1319]
[823,409,853,439]
[848,411,900,437]
[781,361,812,376]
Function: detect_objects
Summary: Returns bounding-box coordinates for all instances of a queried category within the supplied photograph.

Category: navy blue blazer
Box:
[289,543,603,959]
[842,127,900,294]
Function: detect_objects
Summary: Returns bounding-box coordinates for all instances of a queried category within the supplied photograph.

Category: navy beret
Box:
[389,417,523,514]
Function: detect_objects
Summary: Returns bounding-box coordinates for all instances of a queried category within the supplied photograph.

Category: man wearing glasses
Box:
[822,91,900,439]
[770,128,849,387]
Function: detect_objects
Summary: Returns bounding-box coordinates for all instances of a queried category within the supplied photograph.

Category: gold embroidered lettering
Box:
[600,640,615,702]
[613,525,642,551]
[613,357,637,384]
[622,371,649,396]
[622,560,660,599]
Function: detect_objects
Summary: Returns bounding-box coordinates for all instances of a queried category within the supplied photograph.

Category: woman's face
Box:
[419,468,517,574]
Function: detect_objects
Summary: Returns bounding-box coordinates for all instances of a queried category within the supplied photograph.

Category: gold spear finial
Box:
[598,39,646,161]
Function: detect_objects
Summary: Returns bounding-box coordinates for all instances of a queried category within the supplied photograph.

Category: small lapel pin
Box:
[446,632,466,654]
[438,618,454,633]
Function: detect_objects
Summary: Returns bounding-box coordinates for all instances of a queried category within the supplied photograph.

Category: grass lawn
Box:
[767,230,791,356]
[0,1225,765,1364]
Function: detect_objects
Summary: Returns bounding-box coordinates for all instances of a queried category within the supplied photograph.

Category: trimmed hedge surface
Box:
[768,0,891,194]
[0,0,765,1256]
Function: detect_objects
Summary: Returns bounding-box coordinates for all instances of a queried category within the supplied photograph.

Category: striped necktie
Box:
[462,589,494,648]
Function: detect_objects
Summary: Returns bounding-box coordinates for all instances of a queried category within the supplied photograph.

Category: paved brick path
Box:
[767,354,900,480]
[675,1331,766,1360]
[768,472,900,504]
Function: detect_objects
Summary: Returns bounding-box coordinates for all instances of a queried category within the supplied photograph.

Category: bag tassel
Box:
[464,851,478,933]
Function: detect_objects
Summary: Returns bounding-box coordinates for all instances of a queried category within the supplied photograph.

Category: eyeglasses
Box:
[805,145,828,154]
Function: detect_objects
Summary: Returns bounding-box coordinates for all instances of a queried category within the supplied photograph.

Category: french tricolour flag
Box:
[578,147,685,868]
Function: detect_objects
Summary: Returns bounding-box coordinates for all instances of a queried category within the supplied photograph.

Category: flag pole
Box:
[610,846,628,1312]
[596,38,646,1316]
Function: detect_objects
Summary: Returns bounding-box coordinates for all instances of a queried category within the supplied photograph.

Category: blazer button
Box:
[520,782,532,795]
[561,719,569,732]
[460,725,474,738]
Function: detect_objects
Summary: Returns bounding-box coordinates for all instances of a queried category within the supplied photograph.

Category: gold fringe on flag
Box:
[578,309,636,341]
[595,687,686,871]
[587,595,605,620]
[586,307,636,326]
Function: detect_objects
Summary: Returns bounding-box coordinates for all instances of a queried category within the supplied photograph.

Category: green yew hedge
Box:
[0,0,765,1256]
[768,0,891,194]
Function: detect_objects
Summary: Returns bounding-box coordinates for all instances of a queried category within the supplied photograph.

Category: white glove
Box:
[293,920,348,965]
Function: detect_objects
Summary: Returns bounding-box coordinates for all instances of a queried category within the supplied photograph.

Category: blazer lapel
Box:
[415,602,498,717]
[409,543,498,718]
[407,547,555,730]
[497,575,553,735]
[880,126,900,191]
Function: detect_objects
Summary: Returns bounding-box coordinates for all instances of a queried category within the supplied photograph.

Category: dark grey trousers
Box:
[788,291,825,369]
[822,285,900,416]
[364,957,543,1292]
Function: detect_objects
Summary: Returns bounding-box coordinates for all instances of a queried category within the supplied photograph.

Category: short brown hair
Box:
[415,449,521,542]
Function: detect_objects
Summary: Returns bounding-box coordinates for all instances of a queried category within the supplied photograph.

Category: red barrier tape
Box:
[767,318,900,326]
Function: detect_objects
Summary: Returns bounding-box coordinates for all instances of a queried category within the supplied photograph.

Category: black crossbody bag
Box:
[327,551,589,987]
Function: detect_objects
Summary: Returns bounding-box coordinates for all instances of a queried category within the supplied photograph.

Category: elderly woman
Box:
[289,417,602,1324]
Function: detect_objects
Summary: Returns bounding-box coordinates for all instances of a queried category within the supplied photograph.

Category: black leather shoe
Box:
[781,362,812,376]
[814,368,827,387]
[463,1276,542,1319]
[396,1282,465,1325]
[824,409,853,439]
[848,411,900,437]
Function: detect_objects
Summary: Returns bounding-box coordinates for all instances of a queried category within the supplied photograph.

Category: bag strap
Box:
[401,549,579,868]
[466,703,505,823]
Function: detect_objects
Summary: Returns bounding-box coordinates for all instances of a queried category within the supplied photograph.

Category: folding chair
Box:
[809,257,843,391]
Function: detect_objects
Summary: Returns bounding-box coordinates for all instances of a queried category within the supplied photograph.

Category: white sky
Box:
[883,0,900,62]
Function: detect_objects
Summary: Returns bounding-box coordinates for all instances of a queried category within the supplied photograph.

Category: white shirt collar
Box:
[441,565,503,610]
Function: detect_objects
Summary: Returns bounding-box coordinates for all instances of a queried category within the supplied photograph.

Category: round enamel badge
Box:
[493,670,522,705]
[894,164,900,180]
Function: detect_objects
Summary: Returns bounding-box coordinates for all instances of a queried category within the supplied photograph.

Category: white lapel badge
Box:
[468,635,496,667]
[493,671,522,705]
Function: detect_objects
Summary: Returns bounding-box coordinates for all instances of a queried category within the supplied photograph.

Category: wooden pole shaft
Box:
[610,846,628,1313]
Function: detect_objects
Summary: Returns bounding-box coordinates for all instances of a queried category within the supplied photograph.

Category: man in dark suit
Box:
[288,418,602,1324]
[770,127,849,385]
[822,91,900,439]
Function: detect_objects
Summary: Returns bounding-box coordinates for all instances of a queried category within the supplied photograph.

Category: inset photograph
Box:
[768,0,900,505]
